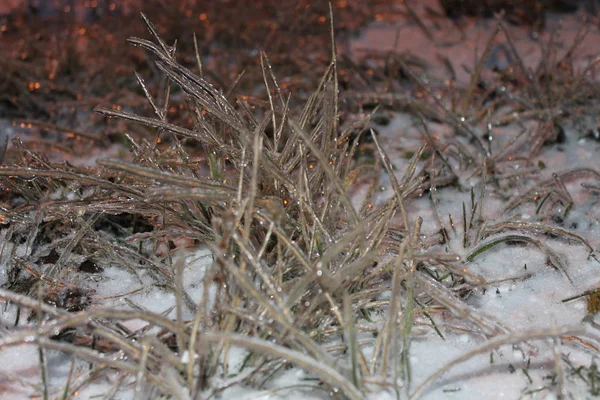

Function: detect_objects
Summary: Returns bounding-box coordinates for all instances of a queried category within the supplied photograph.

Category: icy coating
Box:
[1,1,600,399]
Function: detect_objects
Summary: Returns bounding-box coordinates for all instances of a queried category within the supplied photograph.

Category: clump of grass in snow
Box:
[1,4,600,400]
[0,11,420,399]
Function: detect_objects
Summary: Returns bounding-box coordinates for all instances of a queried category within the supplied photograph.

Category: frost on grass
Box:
[1,2,600,400]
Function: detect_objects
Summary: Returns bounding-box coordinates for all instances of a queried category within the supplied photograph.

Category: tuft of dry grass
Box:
[1,2,600,399]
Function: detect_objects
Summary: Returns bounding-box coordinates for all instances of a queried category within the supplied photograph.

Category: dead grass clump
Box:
[1,4,600,400]
[0,10,421,399]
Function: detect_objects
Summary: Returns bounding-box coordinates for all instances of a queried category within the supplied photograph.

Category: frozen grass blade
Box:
[415,273,509,336]
[375,243,406,379]
[343,290,361,389]
[503,168,600,213]
[97,159,236,191]
[460,17,501,118]
[133,338,151,400]
[46,214,100,277]
[206,242,330,363]
[200,331,364,400]
[0,167,143,197]
[289,119,359,225]
[466,234,573,283]
[499,20,546,109]
[410,326,586,399]
[484,221,593,252]
[371,128,413,249]
[401,258,416,394]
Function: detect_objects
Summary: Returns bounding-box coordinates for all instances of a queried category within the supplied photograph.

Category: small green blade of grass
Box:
[466,234,572,283]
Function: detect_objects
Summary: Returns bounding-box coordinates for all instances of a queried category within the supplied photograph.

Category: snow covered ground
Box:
[2,1,600,399]
[347,3,600,398]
